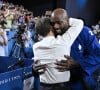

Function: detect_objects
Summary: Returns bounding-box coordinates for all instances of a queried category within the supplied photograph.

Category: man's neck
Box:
[47,30,54,36]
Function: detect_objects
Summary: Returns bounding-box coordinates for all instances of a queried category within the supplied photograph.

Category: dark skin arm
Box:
[32,55,80,76]
[55,55,80,72]
[32,60,47,76]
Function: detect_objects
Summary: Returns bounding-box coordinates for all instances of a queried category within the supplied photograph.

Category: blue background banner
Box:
[0,56,34,90]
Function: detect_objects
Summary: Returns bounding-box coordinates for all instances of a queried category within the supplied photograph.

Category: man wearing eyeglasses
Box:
[33,12,83,90]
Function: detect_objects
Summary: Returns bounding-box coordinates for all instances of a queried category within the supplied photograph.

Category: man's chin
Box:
[54,29,66,36]
[56,29,61,34]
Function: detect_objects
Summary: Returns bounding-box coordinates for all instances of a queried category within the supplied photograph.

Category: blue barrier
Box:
[0,68,23,90]
[0,56,34,90]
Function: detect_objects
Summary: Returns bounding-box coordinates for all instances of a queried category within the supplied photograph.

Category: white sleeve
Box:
[33,44,37,60]
[62,18,83,45]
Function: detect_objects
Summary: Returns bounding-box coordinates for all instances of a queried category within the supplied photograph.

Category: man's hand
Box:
[32,60,47,76]
[55,55,80,72]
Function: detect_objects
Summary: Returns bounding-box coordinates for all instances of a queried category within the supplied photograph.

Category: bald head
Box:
[51,8,69,36]
[51,8,68,20]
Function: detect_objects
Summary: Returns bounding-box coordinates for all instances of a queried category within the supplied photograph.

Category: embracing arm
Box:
[55,55,80,72]
[32,60,47,77]
[55,27,100,75]
[62,18,84,45]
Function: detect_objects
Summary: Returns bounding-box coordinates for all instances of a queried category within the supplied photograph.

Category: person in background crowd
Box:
[10,23,33,58]
[33,13,83,90]
[0,14,7,29]
[0,24,8,56]
[92,20,100,43]
[91,20,100,90]
[45,10,52,18]
[92,20,100,31]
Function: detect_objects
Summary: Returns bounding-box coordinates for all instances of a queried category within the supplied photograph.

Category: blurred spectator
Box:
[0,24,8,56]
[45,10,52,18]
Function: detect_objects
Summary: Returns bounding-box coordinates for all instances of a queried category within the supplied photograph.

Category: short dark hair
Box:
[35,17,51,37]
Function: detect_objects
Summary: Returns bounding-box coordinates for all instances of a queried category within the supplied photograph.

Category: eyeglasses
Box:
[50,21,63,26]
